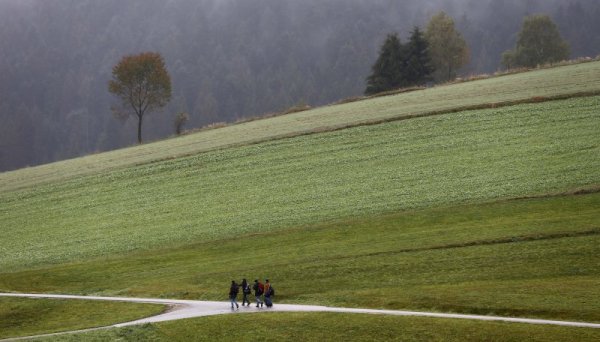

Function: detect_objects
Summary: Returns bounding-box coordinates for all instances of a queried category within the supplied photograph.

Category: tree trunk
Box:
[137,115,143,144]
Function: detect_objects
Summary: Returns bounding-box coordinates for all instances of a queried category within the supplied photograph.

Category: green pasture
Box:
[1,65,600,340]
[34,313,600,342]
[0,297,164,339]
[1,96,598,272]
[1,61,599,192]
[3,192,600,340]
[2,192,599,324]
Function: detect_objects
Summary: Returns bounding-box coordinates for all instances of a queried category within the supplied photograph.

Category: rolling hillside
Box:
[1,61,599,193]
[1,62,599,340]
[1,75,599,271]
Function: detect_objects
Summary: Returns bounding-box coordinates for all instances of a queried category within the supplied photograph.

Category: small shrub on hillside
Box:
[174,112,190,135]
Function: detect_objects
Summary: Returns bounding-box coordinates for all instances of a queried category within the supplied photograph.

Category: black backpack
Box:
[268,286,275,296]
[255,283,263,295]
[244,284,251,294]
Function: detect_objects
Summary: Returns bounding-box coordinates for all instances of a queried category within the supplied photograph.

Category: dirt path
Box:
[2,292,599,340]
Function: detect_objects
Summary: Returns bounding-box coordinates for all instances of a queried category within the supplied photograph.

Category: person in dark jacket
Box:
[229,280,240,309]
[264,279,274,308]
[241,278,251,306]
[253,279,264,308]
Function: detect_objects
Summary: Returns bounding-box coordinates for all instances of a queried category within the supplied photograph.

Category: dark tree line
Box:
[1,0,599,172]
[365,28,433,95]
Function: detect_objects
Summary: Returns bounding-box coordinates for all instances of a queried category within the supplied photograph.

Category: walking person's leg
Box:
[266,296,272,308]
[255,295,263,307]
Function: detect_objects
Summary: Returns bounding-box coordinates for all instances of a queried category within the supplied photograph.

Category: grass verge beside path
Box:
[2,192,599,323]
[0,298,165,339]
[1,96,599,271]
[35,313,600,342]
[1,61,599,192]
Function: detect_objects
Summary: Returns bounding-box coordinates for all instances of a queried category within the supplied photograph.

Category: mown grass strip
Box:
[2,61,599,192]
[319,227,600,261]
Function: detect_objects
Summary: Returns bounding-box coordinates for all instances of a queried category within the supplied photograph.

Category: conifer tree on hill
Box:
[365,29,434,96]
[365,33,405,95]
[404,26,434,86]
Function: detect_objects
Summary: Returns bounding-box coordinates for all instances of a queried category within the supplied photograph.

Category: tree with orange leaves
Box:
[109,52,171,144]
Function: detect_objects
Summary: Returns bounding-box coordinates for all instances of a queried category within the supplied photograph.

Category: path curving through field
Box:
[1,292,599,340]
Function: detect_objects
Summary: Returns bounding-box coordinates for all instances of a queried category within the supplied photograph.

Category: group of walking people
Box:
[229,278,275,310]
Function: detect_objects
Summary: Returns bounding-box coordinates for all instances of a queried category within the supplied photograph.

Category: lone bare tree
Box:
[109,52,172,144]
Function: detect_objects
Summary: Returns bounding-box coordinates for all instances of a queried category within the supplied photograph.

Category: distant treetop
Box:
[502,14,570,69]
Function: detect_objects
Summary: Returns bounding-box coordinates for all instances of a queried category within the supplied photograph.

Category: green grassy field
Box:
[1,96,598,272]
[2,192,599,324]
[0,297,165,339]
[1,64,600,340]
[1,61,599,192]
[33,313,600,342]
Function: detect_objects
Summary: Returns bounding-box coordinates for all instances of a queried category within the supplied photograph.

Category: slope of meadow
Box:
[1,61,599,192]
[1,96,598,272]
[2,191,599,340]
[1,63,600,340]
[3,192,599,321]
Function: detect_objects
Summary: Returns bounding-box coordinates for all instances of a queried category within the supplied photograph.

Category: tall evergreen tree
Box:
[404,27,434,86]
[365,33,405,95]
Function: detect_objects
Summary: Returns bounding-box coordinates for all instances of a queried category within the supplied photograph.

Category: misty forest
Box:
[1,0,599,172]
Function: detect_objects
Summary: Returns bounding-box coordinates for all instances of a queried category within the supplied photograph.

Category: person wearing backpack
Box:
[229,280,240,310]
[241,278,252,307]
[264,279,275,308]
[253,279,264,308]
[264,279,271,297]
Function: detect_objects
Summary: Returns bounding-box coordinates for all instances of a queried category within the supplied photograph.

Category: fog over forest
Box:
[1,0,599,171]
